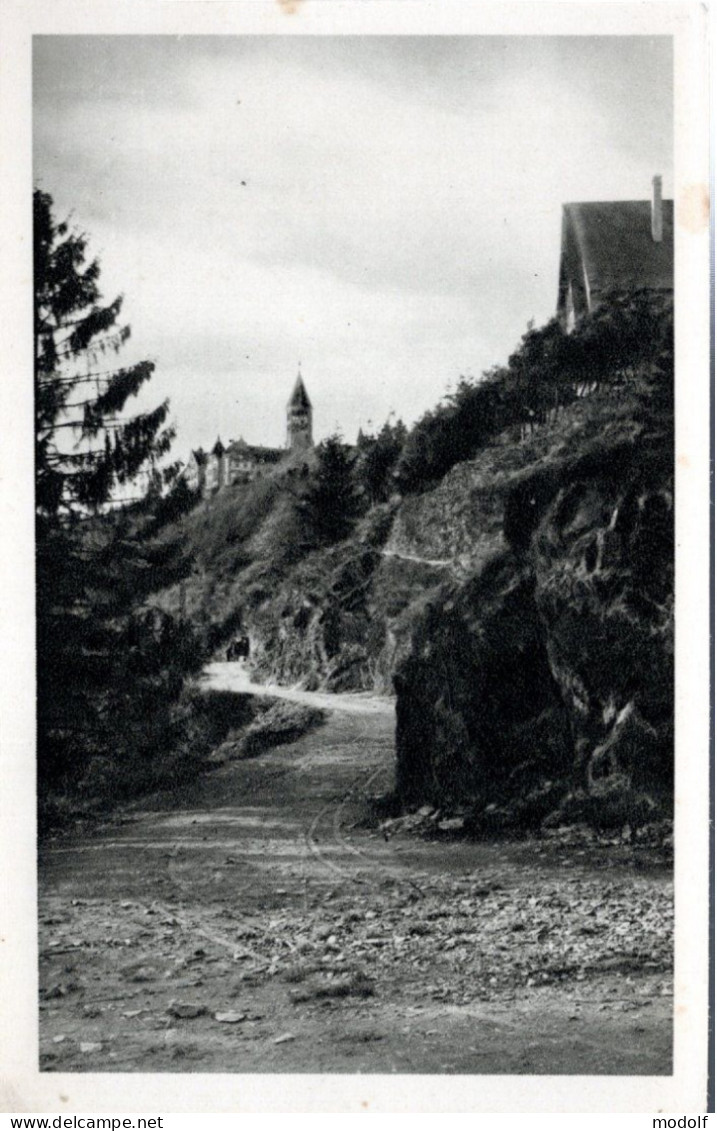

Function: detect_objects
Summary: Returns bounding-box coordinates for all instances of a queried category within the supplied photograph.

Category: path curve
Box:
[37,663,673,1076]
[201,661,396,717]
[380,547,453,569]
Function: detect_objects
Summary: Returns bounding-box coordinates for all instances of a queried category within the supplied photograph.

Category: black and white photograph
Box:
[0,0,710,1116]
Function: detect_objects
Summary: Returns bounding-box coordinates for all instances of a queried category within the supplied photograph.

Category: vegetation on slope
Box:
[153,424,408,673]
[394,289,671,494]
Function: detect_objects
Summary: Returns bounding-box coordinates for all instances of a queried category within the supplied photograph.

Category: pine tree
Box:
[301,434,360,544]
[35,190,201,812]
[34,188,173,516]
[354,418,407,504]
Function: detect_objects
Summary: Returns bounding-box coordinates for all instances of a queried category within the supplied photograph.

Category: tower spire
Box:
[286,368,313,451]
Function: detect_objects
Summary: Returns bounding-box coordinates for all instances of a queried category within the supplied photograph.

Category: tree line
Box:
[392,289,673,494]
[298,287,673,530]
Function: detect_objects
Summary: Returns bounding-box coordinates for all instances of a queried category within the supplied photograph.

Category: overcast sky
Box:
[33,35,673,457]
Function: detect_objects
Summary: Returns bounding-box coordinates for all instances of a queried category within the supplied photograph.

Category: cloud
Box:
[33,36,672,454]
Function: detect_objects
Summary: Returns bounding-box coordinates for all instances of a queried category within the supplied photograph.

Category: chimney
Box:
[651,175,663,242]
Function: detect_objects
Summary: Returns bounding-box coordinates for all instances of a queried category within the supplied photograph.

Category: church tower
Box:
[286,369,313,451]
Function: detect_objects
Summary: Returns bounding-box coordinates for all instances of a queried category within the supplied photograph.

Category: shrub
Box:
[238,702,326,758]
[394,291,673,495]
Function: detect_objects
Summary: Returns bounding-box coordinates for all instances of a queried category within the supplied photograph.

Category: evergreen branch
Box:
[68,297,123,353]
[54,325,130,360]
[81,361,156,432]
[36,366,139,388]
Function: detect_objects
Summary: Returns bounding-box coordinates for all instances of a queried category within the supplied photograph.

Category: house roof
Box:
[558,199,674,315]
[287,373,312,410]
[225,439,283,461]
[212,437,225,456]
[251,447,284,464]
[191,448,207,465]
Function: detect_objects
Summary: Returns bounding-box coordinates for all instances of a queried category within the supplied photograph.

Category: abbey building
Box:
[184,372,313,498]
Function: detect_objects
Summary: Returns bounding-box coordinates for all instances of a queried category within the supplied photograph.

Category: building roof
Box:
[557,199,674,318]
[191,448,207,465]
[251,447,284,464]
[226,437,250,453]
[287,372,312,410]
[212,437,225,456]
[225,439,283,462]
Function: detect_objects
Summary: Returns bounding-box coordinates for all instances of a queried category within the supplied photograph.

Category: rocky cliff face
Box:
[245,507,448,694]
[531,434,673,821]
[241,414,612,697]
[392,390,673,831]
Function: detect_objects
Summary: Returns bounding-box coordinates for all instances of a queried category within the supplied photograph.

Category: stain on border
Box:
[677,183,709,234]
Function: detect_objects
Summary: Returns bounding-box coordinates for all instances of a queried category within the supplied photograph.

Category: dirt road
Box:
[38,665,672,1075]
